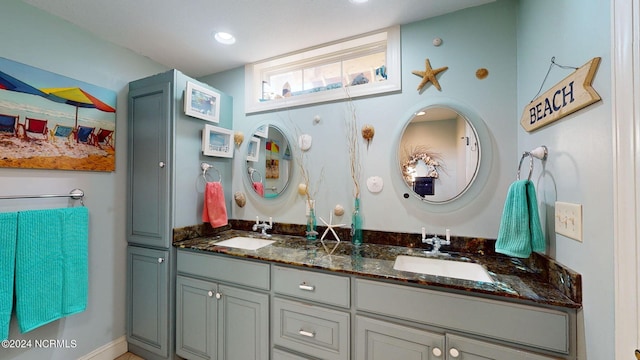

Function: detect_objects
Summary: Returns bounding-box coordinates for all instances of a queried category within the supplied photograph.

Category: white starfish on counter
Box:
[319,212,346,255]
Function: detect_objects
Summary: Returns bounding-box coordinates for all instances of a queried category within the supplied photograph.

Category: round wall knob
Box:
[432,347,442,357]
[449,348,460,358]
[207,291,214,297]
[159,161,166,168]
[157,258,164,263]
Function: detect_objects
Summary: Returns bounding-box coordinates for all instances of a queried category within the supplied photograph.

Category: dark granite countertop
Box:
[173,229,582,310]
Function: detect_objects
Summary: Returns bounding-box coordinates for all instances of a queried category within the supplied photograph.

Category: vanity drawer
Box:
[355,278,571,355]
[177,250,270,290]
[273,297,350,360]
[273,265,350,308]
[273,347,319,360]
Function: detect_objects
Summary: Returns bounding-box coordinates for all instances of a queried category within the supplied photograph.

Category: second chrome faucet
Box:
[421,227,451,256]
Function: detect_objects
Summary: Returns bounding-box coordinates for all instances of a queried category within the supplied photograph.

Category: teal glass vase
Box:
[306,207,317,241]
[351,197,363,245]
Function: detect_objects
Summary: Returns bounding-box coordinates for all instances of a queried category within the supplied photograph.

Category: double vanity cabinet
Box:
[174,236,578,360]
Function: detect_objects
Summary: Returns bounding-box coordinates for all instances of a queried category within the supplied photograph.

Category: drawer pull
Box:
[298,329,315,338]
[449,348,460,358]
[298,283,315,291]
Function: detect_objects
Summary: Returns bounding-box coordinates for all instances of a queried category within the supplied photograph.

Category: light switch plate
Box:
[555,201,583,242]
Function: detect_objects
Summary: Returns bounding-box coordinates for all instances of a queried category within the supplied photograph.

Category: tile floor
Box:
[114,352,144,360]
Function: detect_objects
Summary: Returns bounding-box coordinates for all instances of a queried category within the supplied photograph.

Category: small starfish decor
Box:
[319,212,346,255]
[412,58,448,92]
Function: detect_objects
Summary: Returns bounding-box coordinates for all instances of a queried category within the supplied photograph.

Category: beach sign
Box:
[521,57,601,132]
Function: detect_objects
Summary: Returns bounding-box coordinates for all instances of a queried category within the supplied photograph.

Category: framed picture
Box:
[185,81,220,123]
[254,124,269,138]
[202,124,233,158]
[247,136,260,162]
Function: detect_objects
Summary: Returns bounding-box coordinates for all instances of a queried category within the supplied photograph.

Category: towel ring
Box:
[516,145,548,181]
[201,162,222,183]
[248,167,263,183]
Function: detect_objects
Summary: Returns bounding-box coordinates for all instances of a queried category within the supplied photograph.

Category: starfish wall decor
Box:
[412,58,448,92]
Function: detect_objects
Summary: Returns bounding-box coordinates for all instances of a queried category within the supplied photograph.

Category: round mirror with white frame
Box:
[245,124,293,199]
[398,105,481,204]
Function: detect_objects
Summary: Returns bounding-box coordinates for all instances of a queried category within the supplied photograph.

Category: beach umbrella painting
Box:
[0,70,55,98]
[40,87,116,128]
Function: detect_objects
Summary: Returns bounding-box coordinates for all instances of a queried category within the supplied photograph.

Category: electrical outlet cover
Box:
[554,201,583,242]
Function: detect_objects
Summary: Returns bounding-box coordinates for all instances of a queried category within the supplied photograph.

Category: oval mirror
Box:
[398,106,480,204]
[245,124,293,199]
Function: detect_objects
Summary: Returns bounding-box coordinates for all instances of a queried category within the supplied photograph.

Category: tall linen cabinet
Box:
[126,69,233,359]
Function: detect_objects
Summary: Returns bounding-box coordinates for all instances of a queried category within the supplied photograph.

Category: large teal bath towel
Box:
[0,212,18,341]
[15,207,88,333]
[495,180,545,258]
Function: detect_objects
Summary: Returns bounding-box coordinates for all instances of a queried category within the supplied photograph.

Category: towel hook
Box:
[201,162,222,183]
[248,167,263,183]
[517,145,547,181]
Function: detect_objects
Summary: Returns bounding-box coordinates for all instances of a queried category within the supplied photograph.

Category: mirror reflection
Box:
[399,106,480,203]
[246,124,293,198]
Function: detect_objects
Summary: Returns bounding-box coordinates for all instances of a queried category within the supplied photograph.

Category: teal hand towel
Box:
[15,207,88,333]
[61,206,89,316]
[0,212,18,341]
[495,180,545,258]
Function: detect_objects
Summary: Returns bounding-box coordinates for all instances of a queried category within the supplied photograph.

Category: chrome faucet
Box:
[253,216,273,237]
[421,227,451,256]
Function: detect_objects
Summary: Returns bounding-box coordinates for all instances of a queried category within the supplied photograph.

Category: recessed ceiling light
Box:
[214,32,236,45]
[349,0,369,3]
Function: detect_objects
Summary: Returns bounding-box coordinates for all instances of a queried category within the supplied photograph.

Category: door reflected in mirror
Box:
[245,124,293,199]
[399,106,480,203]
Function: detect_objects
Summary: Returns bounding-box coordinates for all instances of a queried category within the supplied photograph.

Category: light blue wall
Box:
[0,1,168,359]
[517,1,612,359]
[202,0,519,239]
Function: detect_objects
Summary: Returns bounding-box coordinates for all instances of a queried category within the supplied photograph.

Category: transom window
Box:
[245,26,400,113]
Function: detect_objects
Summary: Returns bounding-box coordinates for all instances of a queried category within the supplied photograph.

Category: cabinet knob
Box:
[157,257,164,263]
[207,291,214,297]
[159,161,166,168]
[215,292,222,299]
[449,348,460,358]
[432,347,442,357]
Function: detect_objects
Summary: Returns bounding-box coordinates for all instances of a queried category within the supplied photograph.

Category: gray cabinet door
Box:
[218,284,269,360]
[446,334,559,360]
[356,315,444,360]
[126,246,169,357]
[176,276,217,360]
[127,81,171,248]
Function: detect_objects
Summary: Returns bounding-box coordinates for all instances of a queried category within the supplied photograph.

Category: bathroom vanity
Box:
[174,231,579,360]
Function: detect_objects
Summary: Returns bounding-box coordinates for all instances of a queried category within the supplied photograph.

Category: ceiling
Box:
[22,0,494,78]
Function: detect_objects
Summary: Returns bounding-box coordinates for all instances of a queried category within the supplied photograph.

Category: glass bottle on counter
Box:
[306,203,317,241]
[351,197,363,245]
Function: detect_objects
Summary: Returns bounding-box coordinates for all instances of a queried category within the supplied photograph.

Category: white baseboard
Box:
[78,335,128,360]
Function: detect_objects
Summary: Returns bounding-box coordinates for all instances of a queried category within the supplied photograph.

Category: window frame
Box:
[245,26,401,114]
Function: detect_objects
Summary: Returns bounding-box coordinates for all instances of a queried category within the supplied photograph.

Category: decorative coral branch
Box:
[344,88,361,198]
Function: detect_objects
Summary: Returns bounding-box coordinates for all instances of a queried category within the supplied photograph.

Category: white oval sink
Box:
[393,255,494,283]
[214,237,275,251]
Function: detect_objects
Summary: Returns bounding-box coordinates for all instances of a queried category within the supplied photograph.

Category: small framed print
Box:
[185,81,221,123]
[247,136,260,162]
[254,124,269,138]
[202,124,233,158]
